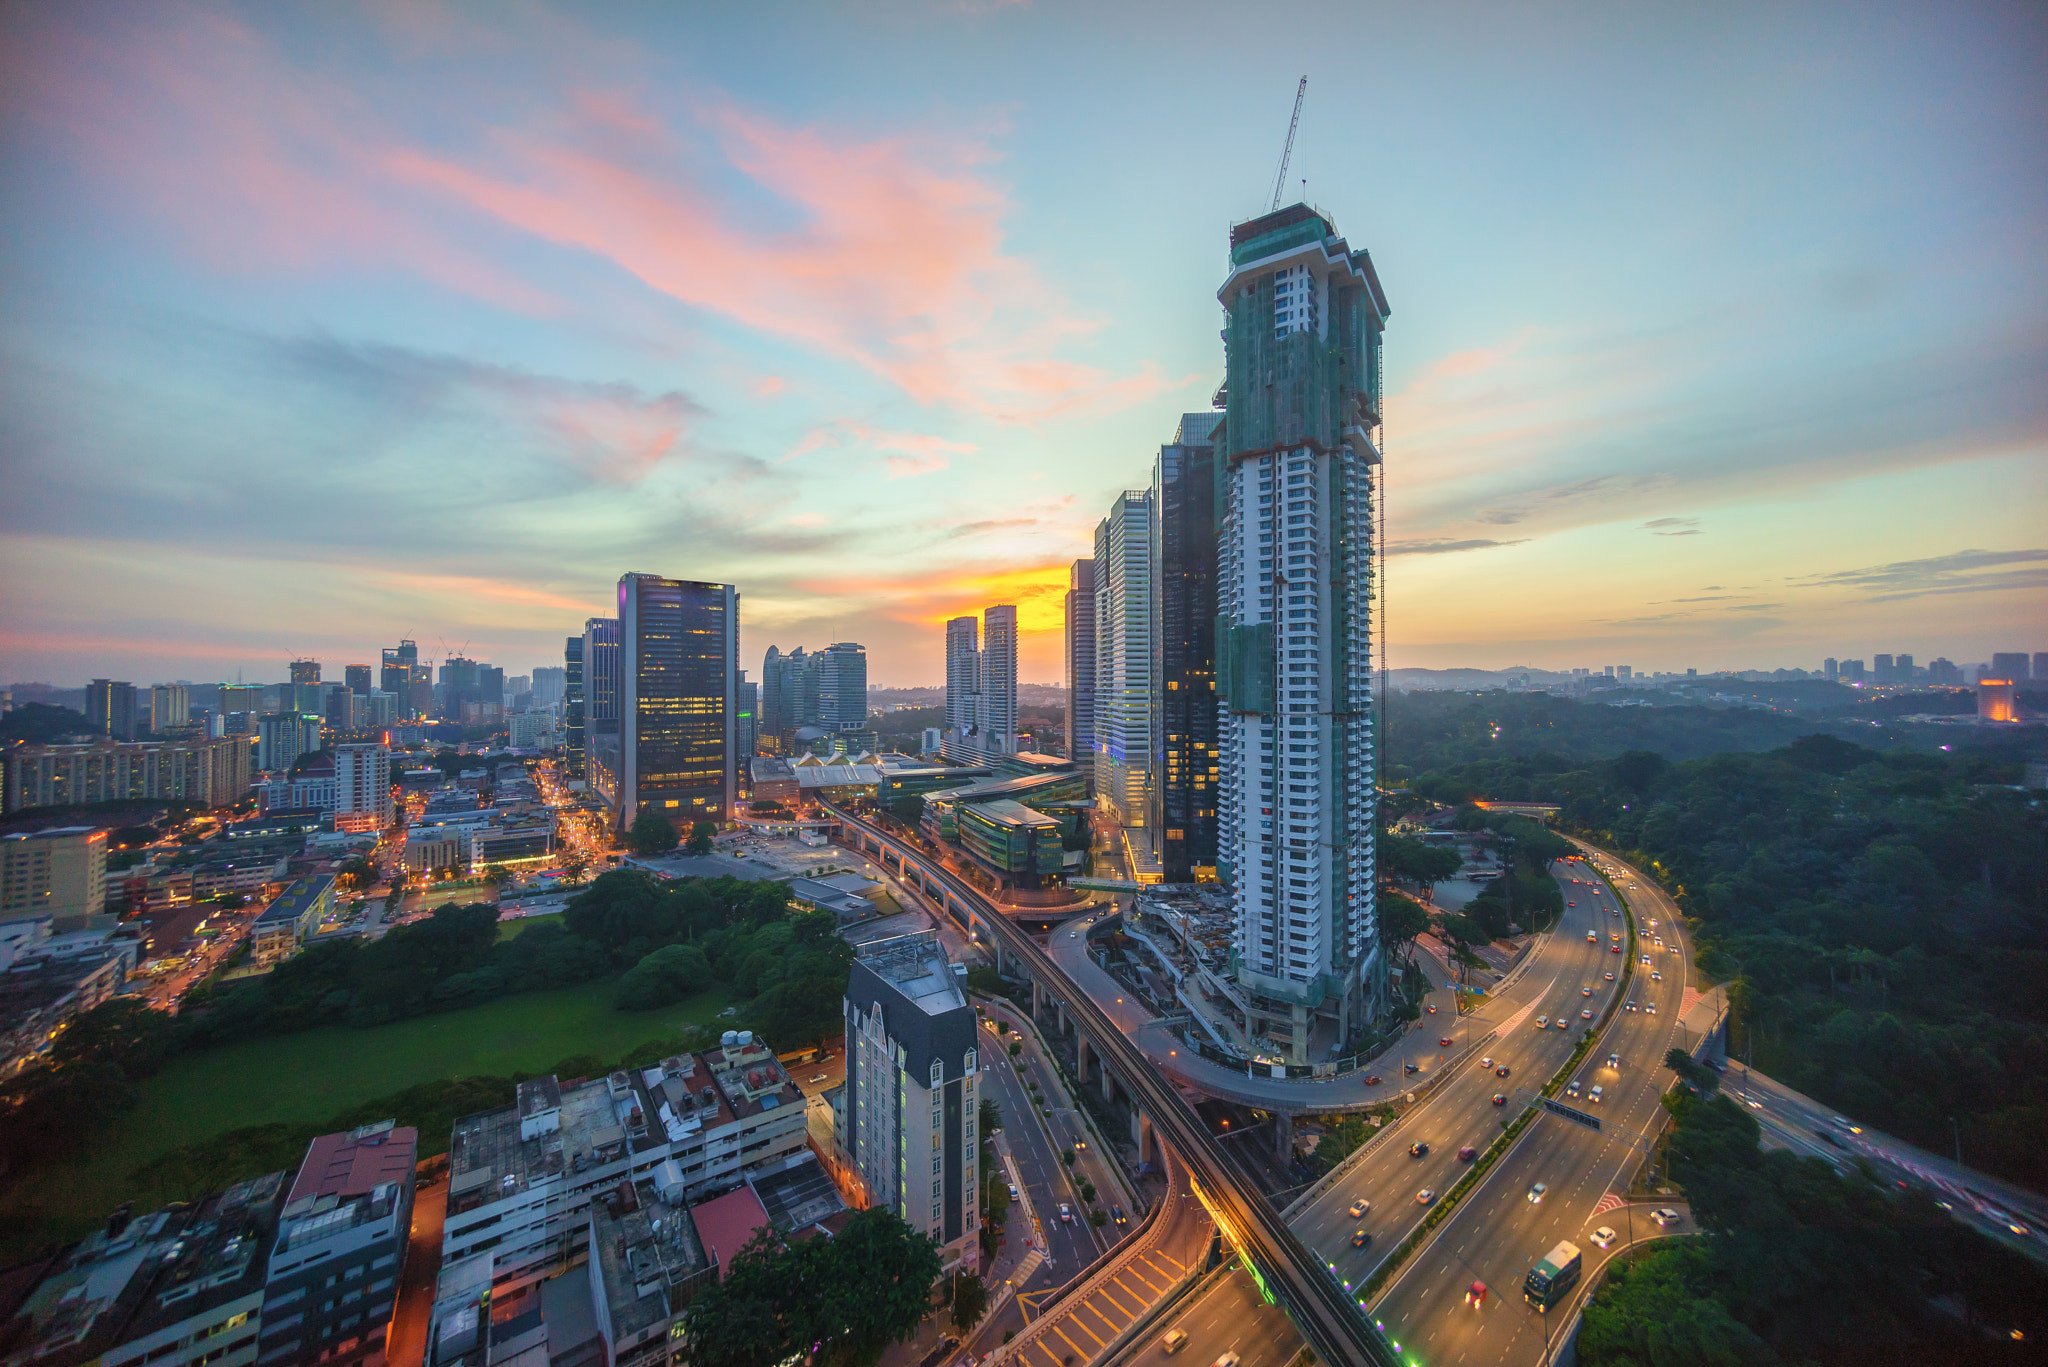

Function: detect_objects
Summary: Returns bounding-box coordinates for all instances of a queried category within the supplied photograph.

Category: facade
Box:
[150,685,190,734]
[332,746,392,834]
[4,738,251,816]
[583,618,621,803]
[955,800,1063,889]
[1214,203,1389,1060]
[563,636,586,779]
[1093,491,1154,829]
[1978,678,2017,722]
[1155,413,1223,881]
[289,660,322,686]
[345,665,373,696]
[257,1121,416,1367]
[817,643,868,732]
[1990,652,2031,682]
[257,714,323,775]
[0,827,108,919]
[735,673,758,759]
[0,1171,284,1367]
[507,713,556,749]
[86,680,139,741]
[1064,560,1096,767]
[841,932,979,1275]
[615,576,736,831]
[943,620,978,742]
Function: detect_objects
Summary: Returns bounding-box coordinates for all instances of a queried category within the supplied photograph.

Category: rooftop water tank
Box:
[737,1030,754,1047]
[722,1030,740,1047]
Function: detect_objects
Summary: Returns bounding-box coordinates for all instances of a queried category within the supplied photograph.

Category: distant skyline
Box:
[2,3,2043,687]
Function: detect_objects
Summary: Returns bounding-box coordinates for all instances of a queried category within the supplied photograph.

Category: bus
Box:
[1524,1240,1581,1312]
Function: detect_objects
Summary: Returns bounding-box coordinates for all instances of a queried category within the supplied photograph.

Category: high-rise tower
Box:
[615,575,737,830]
[977,607,1018,757]
[1093,492,1154,828]
[818,643,869,733]
[944,618,979,741]
[1214,204,1390,1061]
[1064,560,1096,764]
[1156,412,1222,881]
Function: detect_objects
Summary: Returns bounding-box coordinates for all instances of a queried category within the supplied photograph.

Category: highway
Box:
[1361,846,1695,1367]
[823,800,1400,1367]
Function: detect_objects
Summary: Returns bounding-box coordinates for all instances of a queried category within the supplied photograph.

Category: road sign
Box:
[1541,1097,1602,1131]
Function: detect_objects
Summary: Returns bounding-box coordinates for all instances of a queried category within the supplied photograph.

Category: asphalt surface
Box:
[1364,847,1694,1367]
[1119,1267,1301,1367]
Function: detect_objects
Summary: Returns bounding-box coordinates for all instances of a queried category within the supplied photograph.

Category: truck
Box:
[1524,1240,1582,1312]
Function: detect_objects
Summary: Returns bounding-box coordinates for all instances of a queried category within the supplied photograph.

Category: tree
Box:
[687,820,717,857]
[888,793,925,827]
[949,1271,988,1333]
[979,1098,1001,1135]
[560,848,590,885]
[615,944,715,1011]
[628,809,679,856]
[1377,892,1431,965]
[1380,835,1463,892]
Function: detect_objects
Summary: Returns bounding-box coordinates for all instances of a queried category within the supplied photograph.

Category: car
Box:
[1458,1145,1478,1162]
[1480,1056,1494,1069]
[809,1073,829,1084]
[1651,970,1663,981]
[1645,1002,1657,1014]
[1008,1182,1020,1200]
[1556,1018,1570,1030]
[1348,1198,1371,1218]
[1641,955,1652,965]
[1403,1062,1420,1075]
[1612,944,1623,953]
[1831,1116,1863,1135]
[1581,1009,1594,1020]
[1607,1053,1621,1068]
[1648,918,1658,929]
[1439,1036,1454,1047]
[1350,1228,1372,1248]
[1610,932,1621,941]
[1113,1205,1128,1225]
[1528,1183,1548,1204]
[1653,1208,1683,1227]
[1587,931,1598,943]
[1364,1075,1383,1086]
[1591,1226,1619,1248]
[1626,1002,1638,1012]
[1465,1280,1488,1309]
[1409,1142,1430,1157]
[1535,1016,1549,1028]
[1492,1092,1508,1106]
[1566,1080,1581,1097]
[1604,971,1615,981]
[1160,1328,1189,1355]
[1416,1189,1437,1205]
[1059,1203,1074,1223]
[1496,1065,1512,1077]
[1212,1355,1240,1367]
[1426,1003,1438,1014]
[1590,1085,1604,1103]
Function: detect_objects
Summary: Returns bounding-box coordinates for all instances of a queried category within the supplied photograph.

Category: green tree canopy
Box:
[628,809,679,856]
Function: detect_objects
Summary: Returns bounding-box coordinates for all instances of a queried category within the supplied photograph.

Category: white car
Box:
[1059,1203,1073,1223]
[1480,1057,1494,1069]
[1416,1188,1437,1205]
[1528,1183,1548,1204]
[1348,1198,1371,1218]
[1535,1016,1549,1029]
[1653,1208,1683,1227]
[1591,1226,1618,1248]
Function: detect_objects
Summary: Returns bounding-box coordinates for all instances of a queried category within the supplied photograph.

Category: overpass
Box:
[823,801,1397,1367]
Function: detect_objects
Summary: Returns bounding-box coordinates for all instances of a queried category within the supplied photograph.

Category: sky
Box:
[1,0,2043,689]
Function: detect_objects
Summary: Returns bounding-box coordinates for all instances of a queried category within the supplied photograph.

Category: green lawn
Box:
[0,976,731,1250]
[495,912,564,939]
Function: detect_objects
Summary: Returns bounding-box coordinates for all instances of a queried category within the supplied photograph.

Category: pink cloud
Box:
[783,421,976,478]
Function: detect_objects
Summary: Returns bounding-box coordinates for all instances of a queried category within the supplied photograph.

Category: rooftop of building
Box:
[920,768,1080,807]
[272,1122,415,1257]
[960,799,1061,831]
[254,872,334,925]
[688,1185,771,1280]
[591,1179,714,1339]
[792,764,885,789]
[851,931,965,1017]
[0,827,106,846]
[0,1171,286,1367]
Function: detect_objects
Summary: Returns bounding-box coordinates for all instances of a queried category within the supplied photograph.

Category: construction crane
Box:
[1269,76,1307,211]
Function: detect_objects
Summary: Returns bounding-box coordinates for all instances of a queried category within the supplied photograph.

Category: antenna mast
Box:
[1270,76,1307,211]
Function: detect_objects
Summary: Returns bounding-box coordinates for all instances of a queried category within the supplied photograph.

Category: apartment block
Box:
[841,932,979,1275]
[1,827,108,920]
[331,746,392,834]
[0,1171,284,1367]
[3,739,250,816]
[255,1121,416,1367]
[250,875,335,967]
[439,1037,810,1306]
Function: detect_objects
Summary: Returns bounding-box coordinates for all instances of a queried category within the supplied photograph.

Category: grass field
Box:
[0,975,732,1250]
[495,912,564,938]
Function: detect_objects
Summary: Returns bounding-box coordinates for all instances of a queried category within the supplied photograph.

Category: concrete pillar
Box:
[1057,1001,1070,1037]
[1274,1110,1295,1163]
[1132,1109,1154,1166]
[1101,1066,1115,1105]
[1031,979,1043,1017]
[1076,1034,1092,1084]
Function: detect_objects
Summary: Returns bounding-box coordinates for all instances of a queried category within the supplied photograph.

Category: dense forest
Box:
[1581,1077,2048,1362]
[1388,690,2048,1189]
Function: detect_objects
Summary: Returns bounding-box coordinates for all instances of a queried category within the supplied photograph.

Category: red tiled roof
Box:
[289,1126,419,1201]
[690,1186,772,1278]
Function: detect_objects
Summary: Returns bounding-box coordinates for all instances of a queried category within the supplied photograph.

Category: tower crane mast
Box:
[1270,76,1307,211]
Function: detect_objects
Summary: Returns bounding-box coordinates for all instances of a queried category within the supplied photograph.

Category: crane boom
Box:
[1270,76,1307,211]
